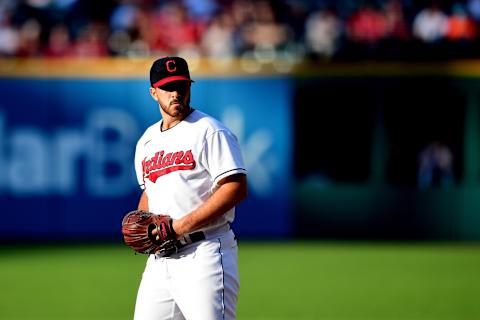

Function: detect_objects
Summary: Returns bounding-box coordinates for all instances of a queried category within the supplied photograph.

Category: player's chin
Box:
[171,104,188,115]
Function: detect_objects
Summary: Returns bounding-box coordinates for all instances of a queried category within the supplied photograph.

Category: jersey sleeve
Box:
[201,129,247,185]
[134,139,146,190]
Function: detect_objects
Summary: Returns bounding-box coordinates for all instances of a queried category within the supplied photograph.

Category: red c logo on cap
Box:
[166,60,176,73]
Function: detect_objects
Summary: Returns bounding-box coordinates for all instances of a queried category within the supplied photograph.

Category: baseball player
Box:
[132,56,248,320]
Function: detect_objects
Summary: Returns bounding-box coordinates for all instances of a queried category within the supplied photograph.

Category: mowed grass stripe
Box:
[237,242,480,320]
[0,242,478,320]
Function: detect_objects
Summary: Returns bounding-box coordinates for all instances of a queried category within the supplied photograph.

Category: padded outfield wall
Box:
[292,62,480,241]
[1,59,480,241]
[0,58,293,241]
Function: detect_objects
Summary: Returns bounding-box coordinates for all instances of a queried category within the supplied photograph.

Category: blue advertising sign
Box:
[0,74,292,241]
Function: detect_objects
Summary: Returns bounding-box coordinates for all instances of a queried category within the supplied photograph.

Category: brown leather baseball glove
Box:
[121,210,177,255]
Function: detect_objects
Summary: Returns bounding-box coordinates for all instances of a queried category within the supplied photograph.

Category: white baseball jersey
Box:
[133,109,245,320]
[134,109,246,231]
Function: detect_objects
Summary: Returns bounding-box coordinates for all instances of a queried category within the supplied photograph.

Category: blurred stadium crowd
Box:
[1,0,480,61]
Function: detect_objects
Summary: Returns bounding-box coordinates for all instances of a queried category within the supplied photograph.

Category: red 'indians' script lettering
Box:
[142,150,196,183]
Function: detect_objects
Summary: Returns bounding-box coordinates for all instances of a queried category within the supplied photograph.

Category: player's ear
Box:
[149,87,158,102]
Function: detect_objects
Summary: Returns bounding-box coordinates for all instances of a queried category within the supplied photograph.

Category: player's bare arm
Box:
[137,191,148,211]
[172,173,247,236]
[149,173,247,239]
[138,174,246,228]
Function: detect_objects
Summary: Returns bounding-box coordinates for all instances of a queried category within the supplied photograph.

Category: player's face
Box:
[151,81,191,118]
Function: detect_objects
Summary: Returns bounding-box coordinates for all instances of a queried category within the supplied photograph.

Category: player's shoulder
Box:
[188,109,229,133]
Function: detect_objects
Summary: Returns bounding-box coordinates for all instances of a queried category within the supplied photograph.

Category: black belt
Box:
[154,231,206,258]
[178,223,230,248]
[177,230,206,248]
[155,224,230,257]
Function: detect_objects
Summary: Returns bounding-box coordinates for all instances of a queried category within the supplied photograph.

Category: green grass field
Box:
[0,242,479,320]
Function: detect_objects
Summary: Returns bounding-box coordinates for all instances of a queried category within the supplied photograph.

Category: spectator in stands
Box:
[43,23,73,57]
[304,6,342,59]
[384,0,409,41]
[346,3,389,44]
[445,2,476,41]
[229,0,256,54]
[378,0,411,59]
[345,3,389,58]
[70,22,109,57]
[245,0,304,62]
[1,0,480,61]
[0,6,19,56]
[240,0,290,55]
[412,2,448,43]
[201,11,236,60]
[108,0,150,57]
[16,18,42,57]
[147,2,203,56]
[109,0,139,33]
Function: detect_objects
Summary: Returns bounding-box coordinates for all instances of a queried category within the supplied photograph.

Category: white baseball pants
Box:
[133,228,239,320]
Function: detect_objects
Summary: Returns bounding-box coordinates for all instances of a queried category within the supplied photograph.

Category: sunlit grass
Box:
[0,242,478,320]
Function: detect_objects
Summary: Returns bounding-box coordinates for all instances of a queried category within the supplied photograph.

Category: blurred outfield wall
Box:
[1,58,480,242]
[0,58,293,242]
[292,61,480,241]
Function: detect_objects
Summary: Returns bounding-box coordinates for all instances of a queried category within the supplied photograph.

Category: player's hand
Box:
[151,225,160,240]
[151,218,179,240]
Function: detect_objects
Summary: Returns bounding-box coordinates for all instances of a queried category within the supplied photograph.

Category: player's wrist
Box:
[171,219,183,239]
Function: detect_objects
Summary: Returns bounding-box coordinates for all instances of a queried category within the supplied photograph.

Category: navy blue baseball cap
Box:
[150,56,193,88]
